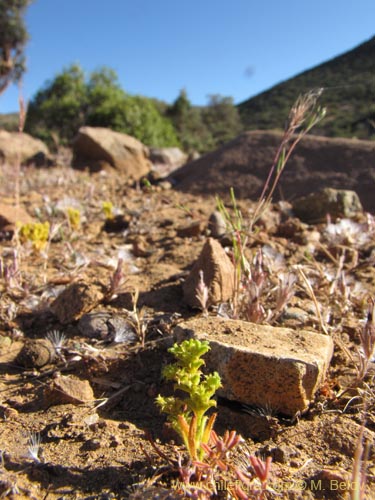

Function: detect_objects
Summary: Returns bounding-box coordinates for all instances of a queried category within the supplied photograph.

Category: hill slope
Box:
[0,112,18,132]
[238,36,375,139]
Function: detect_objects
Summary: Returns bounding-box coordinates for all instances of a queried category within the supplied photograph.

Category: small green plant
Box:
[18,221,50,251]
[102,201,114,220]
[156,339,221,461]
[66,207,81,230]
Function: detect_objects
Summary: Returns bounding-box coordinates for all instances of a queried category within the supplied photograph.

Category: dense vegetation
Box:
[23,64,243,153]
[0,0,31,95]
[25,65,179,149]
[238,35,375,139]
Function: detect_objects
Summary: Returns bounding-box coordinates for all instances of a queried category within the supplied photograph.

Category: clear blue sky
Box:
[1,0,374,113]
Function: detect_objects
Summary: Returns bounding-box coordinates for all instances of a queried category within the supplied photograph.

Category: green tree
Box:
[203,94,243,148]
[26,64,87,145]
[86,68,178,146]
[167,89,212,153]
[0,0,32,95]
[167,90,243,153]
[26,64,179,147]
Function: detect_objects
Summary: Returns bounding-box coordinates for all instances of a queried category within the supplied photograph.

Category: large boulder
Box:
[0,130,49,165]
[72,126,151,178]
[170,131,375,213]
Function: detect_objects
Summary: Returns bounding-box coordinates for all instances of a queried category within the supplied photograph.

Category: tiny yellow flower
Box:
[18,221,50,251]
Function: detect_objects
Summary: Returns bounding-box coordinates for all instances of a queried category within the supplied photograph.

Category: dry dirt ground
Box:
[0,158,375,500]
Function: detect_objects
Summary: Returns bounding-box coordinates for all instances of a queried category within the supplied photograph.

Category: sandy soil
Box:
[0,158,374,500]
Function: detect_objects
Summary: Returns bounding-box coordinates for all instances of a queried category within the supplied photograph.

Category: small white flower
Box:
[46,330,66,353]
[27,432,41,463]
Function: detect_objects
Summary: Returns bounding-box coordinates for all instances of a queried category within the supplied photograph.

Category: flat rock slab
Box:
[174,317,333,417]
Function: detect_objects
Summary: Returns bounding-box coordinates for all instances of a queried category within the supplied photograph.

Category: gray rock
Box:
[208,210,227,238]
[78,311,137,343]
[174,317,333,417]
[149,147,187,177]
[72,126,151,178]
[183,238,234,308]
[292,188,363,223]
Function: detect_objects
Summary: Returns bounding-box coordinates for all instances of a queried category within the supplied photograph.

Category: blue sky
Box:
[1,0,374,113]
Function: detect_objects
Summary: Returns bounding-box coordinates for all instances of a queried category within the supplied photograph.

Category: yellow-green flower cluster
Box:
[67,207,81,230]
[102,201,114,220]
[18,221,50,251]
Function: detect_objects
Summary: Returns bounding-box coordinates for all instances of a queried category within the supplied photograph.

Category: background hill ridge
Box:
[238,35,375,140]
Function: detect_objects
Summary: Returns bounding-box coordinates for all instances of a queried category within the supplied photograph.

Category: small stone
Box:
[208,210,227,238]
[109,434,121,447]
[158,180,173,190]
[0,336,12,348]
[176,220,203,238]
[81,438,101,451]
[50,280,105,324]
[0,202,34,237]
[132,235,152,257]
[78,311,136,341]
[183,238,235,308]
[269,444,300,464]
[292,187,363,223]
[282,307,310,323]
[84,413,99,427]
[16,339,55,368]
[149,147,188,177]
[45,375,94,406]
[174,317,333,417]
[3,407,18,419]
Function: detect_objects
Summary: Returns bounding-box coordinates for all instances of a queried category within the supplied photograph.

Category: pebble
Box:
[16,339,55,368]
[183,238,235,308]
[208,210,227,238]
[45,375,94,405]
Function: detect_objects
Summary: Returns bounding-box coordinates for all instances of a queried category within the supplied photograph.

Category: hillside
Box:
[238,35,375,139]
[0,112,18,132]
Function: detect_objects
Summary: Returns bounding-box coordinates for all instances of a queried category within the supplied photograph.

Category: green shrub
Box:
[25,64,179,148]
